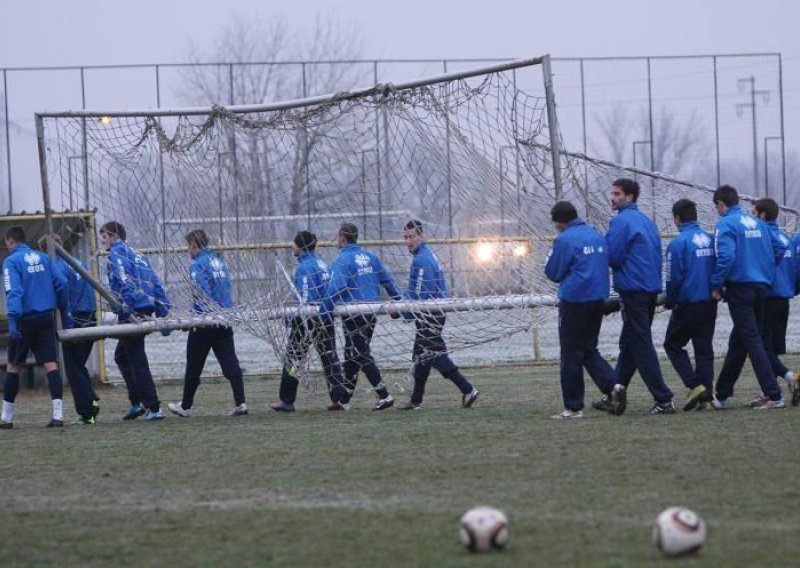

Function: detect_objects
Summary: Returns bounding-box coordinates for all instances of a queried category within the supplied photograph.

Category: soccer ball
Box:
[653,507,706,557]
[459,506,509,553]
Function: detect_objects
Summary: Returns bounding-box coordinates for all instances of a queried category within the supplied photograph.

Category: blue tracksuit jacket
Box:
[545,219,610,302]
[54,257,96,314]
[189,248,233,313]
[294,251,331,305]
[665,221,715,306]
[764,221,794,299]
[106,241,171,317]
[321,244,401,314]
[3,244,69,325]
[711,205,784,291]
[605,203,663,293]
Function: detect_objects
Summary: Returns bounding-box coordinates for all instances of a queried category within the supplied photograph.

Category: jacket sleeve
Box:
[107,252,139,311]
[544,237,571,283]
[152,273,171,317]
[664,240,684,306]
[605,217,628,270]
[403,257,423,300]
[711,222,735,291]
[795,236,800,295]
[320,259,347,314]
[770,228,787,266]
[3,260,23,323]
[50,259,70,314]
[376,256,402,300]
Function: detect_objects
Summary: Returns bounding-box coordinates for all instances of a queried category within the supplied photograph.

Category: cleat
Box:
[167,402,191,417]
[591,396,611,412]
[462,388,480,409]
[397,401,423,411]
[648,401,676,415]
[138,409,165,421]
[91,399,101,420]
[122,403,145,421]
[753,397,785,410]
[72,416,95,425]
[610,384,627,416]
[230,403,249,416]
[551,409,584,420]
[327,401,350,412]
[0,420,13,429]
[711,397,730,410]
[747,394,768,408]
[45,419,64,428]
[373,395,395,411]
[270,401,296,413]
[683,385,707,412]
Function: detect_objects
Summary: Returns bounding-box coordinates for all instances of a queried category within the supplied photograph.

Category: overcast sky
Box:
[1,0,798,210]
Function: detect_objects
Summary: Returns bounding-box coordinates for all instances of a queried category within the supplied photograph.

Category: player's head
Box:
[185,229,209,258]
[5,226,26,250]
[338,222,358,247]
[671,199,697,227]
[610,178,640,210]
[293,231,317,257]
[712,185,738,215]
[403,219,425,253]
[753,197,779,222]
[550,201,578,232]
[99,221,126,250]
[36,233,63,252]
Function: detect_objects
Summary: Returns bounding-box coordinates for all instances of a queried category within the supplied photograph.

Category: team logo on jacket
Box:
[210,257,226,279]
[740,215,761,238]
[355,254,371,268]
[692,233,711,249]
[23,252,45,273]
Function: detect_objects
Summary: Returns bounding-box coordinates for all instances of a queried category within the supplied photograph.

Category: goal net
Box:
[36,56,800,391]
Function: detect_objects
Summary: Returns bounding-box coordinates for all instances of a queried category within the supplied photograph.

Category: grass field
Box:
[1,357,799,567]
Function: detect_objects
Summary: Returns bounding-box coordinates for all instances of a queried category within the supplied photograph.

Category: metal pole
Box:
[542,55,562,200]
[361,150,368,237]
[155,64,161,107]
[647,58,656,222]
[443,60,455,292]
[499,148,505,237]
[302,63,311,230]
[373,61,383,240]
[229,63,240,302]
[80,67,89,209]
[764,136,783,200]
[778,55,787,204]
[3,69,11,210]
[713,56,721,187]
[736,76,769,197]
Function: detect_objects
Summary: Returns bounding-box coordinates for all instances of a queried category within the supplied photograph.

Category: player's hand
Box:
[8,324,21,343]
[155,305,169,318]
[711,289,722,301]
[388,309,400,319]
[62,313,75,330]
[160,329,172,337]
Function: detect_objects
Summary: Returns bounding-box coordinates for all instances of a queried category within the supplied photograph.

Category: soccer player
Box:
[544,202,625,419]
[662,199,717,411]
[2,226,71,428]
[39,235,101,424]
[393,220,479,410]
[100,221,170,421]
[270,230,349,412]
[712,186,786,409]
[601,178,675,415]
[321,222,401,411]
[752,198,798,405]
[167,230,247,418]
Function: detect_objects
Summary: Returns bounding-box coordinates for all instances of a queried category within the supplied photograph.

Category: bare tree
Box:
[177,14,369,231]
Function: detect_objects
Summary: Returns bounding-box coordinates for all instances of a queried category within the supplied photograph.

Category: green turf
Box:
[1,358,799,567]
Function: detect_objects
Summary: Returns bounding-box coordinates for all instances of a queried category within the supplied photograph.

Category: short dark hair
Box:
[713,185,739,207]
[5,226,25,244]
[404,219,424,234]
[185,229,209,249]
[99,221,127,241]
[293,230,317,252]
[612,178,640,202]
[671,199,697,223]
[550,201,578,224]
[339,222,358,244]
[754,197,780,222]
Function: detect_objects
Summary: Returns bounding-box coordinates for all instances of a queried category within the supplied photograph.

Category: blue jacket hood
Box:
[545,219,610,302]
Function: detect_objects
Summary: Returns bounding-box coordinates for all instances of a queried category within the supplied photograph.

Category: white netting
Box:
[37,58,800,387]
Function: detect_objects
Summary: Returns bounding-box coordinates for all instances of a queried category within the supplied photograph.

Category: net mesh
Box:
[38,59,800,391]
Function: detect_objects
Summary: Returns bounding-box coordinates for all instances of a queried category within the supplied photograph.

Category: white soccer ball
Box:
[459,506,509,553]
[653,507,706,557]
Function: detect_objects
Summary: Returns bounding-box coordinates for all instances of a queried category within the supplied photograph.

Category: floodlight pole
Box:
[542,55,563,200]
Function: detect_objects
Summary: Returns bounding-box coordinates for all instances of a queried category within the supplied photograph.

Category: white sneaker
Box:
[230,403,248,416]
[373,395,395,411]
[167,402,191,417]
[551,409,584,419]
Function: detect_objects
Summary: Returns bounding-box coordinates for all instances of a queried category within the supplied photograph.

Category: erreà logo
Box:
[355,253,370,268]
[692,233,711,248]
[780,234,789,246]
[23,252,40,266]
[740,216,758,230]
[210,258,223,271]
